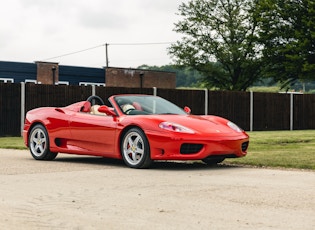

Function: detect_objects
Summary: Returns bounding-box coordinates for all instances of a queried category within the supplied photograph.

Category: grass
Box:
[0,137,27,150]
[0,130,314,170]
[248,86,281,93]
[226,130,315,170]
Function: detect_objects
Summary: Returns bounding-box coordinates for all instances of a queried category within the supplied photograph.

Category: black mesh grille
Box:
[180,144,203,154]
[242,141,249,152]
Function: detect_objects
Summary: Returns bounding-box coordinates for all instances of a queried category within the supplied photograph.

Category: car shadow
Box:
[54,156,125,167]
[151,161,240,171]
[54,155,241,171]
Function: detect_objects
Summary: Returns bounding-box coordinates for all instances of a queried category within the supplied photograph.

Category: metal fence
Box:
[1,83,314,136]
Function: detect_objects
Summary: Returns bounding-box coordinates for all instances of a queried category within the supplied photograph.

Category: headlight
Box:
[227,121,243,132]
[159,122,195,134]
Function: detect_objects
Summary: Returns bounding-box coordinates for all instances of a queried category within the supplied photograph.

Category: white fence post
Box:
[290,93,294,131]
[92,85,96,96]
[153,87,157,96]
[20,82,25,136]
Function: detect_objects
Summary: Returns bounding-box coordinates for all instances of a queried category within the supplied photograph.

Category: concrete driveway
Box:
[0,149,314,230]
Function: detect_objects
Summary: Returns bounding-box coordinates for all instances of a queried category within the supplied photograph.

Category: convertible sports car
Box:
[23,94,249,169]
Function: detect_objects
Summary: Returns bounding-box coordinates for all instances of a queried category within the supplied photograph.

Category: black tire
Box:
[28,124,58,160]
[202,157,225,165]
[121,128,152,169]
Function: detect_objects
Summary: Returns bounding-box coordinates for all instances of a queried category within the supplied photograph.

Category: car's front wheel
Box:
[121,128,152,169]
[29,124,58,160]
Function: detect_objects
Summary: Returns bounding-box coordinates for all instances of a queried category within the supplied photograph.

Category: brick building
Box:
[106,67,176,88]
[0,61,176,88]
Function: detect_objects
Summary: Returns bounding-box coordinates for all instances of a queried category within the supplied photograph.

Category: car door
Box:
[69,112,117,155]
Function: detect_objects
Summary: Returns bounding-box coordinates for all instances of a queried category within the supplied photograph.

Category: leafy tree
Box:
[256,0,315,89]
[168,0,262,91]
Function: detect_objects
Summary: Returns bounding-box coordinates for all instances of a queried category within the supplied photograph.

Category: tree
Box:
[168,0,262,91]
[256,0,315,88]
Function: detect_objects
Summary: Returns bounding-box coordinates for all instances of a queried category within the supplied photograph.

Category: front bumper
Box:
[146,131,249,160]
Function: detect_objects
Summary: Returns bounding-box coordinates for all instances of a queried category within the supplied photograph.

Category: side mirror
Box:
[98,105,117,116]
[184,106,191,114]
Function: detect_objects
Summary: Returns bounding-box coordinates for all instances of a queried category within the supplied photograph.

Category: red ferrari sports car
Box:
[23,94,249,168]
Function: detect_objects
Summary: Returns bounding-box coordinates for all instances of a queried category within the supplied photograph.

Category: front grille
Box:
[180,143,203,154]
[242,141,249,152]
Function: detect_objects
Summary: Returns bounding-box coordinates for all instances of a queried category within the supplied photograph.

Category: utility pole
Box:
[105,43,109,67]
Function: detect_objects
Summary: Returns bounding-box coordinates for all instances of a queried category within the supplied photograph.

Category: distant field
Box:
[0,130,314,170]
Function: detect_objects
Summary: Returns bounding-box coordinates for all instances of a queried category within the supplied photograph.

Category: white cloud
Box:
[0,0,187,68]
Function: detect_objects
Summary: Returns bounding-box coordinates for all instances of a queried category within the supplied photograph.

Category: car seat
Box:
[122,104,135,114]
[90,105,107,115]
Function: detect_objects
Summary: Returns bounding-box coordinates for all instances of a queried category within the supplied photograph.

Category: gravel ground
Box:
[0,149,314,230]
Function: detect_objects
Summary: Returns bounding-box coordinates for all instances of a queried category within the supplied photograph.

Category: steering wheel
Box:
[86,95,105,106]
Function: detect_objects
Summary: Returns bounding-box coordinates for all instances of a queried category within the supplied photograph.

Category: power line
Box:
[40,42,175,66]
[41,44,105,61]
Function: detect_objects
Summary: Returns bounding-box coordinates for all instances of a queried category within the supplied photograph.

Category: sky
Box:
[0,0,187,68]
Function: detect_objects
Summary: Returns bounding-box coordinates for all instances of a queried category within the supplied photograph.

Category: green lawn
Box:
[1,130,314,170]
[0,137,27,150]
[226,130,315,170]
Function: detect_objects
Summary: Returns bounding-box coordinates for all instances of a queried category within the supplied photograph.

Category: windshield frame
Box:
[112,95,187,116]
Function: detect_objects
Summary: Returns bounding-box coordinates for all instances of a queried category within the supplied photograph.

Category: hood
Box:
[166,115,234,134]
[128,114,239,134]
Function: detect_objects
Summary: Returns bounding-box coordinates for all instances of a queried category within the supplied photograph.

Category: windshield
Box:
[114,95,187,115]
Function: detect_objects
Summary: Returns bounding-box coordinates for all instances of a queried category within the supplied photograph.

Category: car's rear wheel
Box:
[121,128,152,169]
[29,124,58,160]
